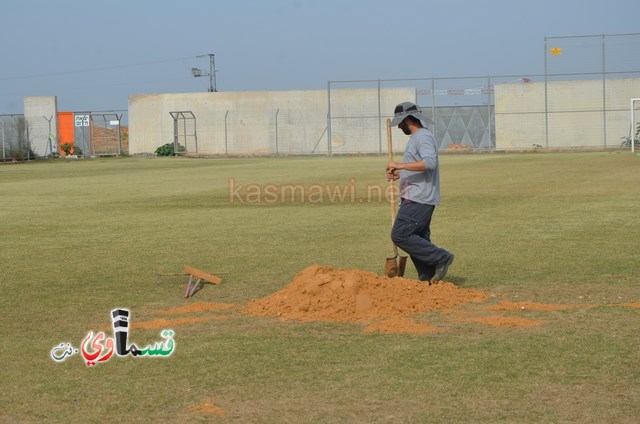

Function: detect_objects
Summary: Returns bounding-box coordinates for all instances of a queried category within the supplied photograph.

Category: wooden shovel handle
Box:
[386,118,394,162]
[387,119,399,258]
[387,119,396,225]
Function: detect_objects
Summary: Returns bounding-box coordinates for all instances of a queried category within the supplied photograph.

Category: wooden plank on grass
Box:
[183,265,222,284]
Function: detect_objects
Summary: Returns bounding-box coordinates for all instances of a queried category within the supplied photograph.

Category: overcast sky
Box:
[1,0,639,113]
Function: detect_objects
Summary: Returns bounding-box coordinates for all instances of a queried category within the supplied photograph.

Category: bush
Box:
[155,142,185,156]
[60,143,83,156]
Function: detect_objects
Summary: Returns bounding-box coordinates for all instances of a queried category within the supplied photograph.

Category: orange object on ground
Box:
[58,112,75,154]
[246,264,489,323]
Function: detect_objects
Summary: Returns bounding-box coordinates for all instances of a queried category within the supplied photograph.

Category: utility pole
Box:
[193,54,217,92]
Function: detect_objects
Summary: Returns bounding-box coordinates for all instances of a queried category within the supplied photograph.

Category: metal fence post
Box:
[43,115,53,157]
[26,122,31,160]
[189,112,198,154]
[327,81,332,156]
[224,110,229,155]
[173,114,179,155]
[632,98,637,154]
[117,113,122,156]
[431,78,436,141]
[1,120,5,161]
[487,76,492,148]
[275,108,279,155]
[602,34,607,148]
[183,114,187,154]
[377,79,382,154]
[544,36,549,148]
[104,115,110,156]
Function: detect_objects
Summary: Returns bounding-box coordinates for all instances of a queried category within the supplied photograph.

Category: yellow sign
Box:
[550,47,563,56]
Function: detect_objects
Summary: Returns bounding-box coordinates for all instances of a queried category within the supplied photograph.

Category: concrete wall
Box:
[128,88,415,155]
[24,96,58,156]
[495,78,640,149]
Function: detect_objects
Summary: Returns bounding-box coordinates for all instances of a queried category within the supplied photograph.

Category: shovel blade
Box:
[385,256,398,277]
[397,256,408,277]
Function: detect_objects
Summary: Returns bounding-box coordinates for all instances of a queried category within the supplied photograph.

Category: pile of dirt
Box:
[245,265,490,324]
[143,265,633,334]
[90,125,129,153]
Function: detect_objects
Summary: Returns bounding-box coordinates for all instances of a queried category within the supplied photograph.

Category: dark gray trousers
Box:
[391,199,450,281]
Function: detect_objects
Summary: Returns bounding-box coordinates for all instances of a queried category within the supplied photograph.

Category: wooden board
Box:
[183,265,222,284]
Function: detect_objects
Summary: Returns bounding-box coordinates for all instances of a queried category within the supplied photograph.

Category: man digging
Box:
[386,102,454,283]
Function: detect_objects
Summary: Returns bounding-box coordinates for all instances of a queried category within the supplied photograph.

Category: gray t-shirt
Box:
[399,128,440,205]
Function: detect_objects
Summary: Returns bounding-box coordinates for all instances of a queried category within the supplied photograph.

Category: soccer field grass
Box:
[1,152,639,422]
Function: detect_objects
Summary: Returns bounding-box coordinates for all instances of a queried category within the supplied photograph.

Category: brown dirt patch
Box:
[448,143,470,151]
[132,316,224,330]
[363,317,440,334]
[161,302,234,315]
[461,316,544,328]
[245,265,490,325]
[487,301,577,312]
[148,264,640,334]
[189,399,225,416]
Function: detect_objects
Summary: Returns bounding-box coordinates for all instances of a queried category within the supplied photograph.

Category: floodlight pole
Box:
[196,54,217,92]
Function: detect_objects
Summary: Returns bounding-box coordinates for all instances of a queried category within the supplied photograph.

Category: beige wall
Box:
[128,88,415,155]
[24,96,58,156]
[495,78,640,149]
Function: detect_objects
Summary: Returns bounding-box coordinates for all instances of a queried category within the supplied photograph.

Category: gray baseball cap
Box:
[390,102,430,127]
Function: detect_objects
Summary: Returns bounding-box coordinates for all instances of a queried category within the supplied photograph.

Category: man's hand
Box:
[386,162,401,181]
[387,161,402,172]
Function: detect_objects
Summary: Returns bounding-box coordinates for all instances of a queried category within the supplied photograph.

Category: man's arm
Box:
[387,160,427,173]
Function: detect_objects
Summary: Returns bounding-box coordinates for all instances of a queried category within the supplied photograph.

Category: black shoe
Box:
[431,253,454,283]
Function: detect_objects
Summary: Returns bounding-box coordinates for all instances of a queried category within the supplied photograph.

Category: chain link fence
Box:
[540,33,640,149]
[0,114,36,161]
[328,77,496,154]
[1,111,128,161]
[5,34,640,159]
[328,33,640,152]
[89,112,127,156]
[62,111,127,157]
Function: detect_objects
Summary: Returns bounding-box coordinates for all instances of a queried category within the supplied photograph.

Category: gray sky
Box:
[1,0,639,113]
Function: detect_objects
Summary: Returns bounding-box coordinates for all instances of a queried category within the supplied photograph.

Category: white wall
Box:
[495,78,640,149]
[128,88,415,155]
[24,96,58,156]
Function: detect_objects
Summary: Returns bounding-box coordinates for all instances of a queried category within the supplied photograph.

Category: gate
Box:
[90,113,124,156]
[169,111,198,155]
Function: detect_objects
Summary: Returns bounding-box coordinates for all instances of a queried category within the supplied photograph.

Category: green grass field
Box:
[1,152,639,423]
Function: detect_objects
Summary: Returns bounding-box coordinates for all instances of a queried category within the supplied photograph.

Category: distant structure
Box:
[192,54,217,92]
